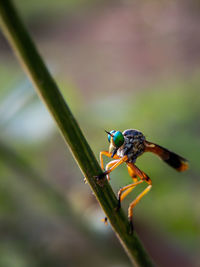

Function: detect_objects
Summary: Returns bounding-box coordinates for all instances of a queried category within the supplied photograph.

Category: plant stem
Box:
[0,0,154,266]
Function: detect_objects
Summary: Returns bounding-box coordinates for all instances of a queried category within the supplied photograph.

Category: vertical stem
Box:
[0,0,154,266]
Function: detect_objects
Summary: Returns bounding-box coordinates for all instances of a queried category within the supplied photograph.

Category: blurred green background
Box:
[0,0,199,266]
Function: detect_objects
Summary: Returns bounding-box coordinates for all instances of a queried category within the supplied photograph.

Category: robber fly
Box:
[98,129,188,233]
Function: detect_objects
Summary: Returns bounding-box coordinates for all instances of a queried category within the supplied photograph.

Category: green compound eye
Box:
[108,130,116,142]
[113,131,124,147]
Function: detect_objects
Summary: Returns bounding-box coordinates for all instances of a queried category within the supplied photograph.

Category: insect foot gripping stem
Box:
[94,170,109,180]
[129,217,134,235]
[94,171,109,186]
[115,196,121,212]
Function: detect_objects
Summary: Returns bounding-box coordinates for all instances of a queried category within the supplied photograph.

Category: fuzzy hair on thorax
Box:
[117,129,146,162]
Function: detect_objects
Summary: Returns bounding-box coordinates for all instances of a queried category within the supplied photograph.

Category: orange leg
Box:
[127,162,139,183]
[105,160,119,181]
[105,155,128,175]
[117,180,143,211]
[100,151,120,170]
[127,164,152,234]
[97,151,128,180]
[116,163,140,210]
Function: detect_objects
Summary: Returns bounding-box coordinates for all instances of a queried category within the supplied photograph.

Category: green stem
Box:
[0,1,154,266]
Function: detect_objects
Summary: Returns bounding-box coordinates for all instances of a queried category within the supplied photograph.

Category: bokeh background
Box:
[0,0,200,266]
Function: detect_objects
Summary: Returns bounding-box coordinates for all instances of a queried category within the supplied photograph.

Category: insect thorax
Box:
[117,129,146,162]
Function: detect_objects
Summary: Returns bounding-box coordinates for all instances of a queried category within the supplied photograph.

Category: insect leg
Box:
[105,160,119,181]
[100,151,119,171]
[117,180,143,211]
[127,162,139,183]
[105,155,128,175]
[127,164,152,234]
[116,162,141,210]
[97,154,128,180]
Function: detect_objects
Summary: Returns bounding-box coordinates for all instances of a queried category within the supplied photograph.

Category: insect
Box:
[98,129,188,233]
